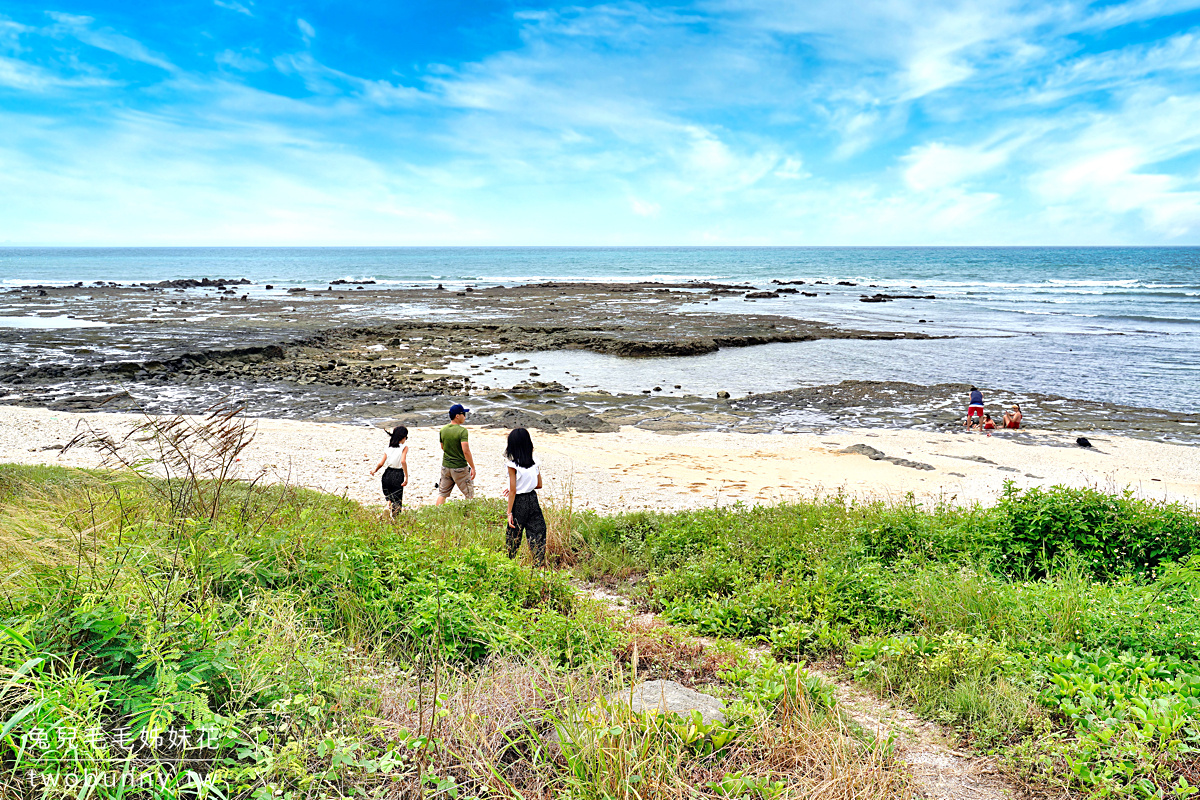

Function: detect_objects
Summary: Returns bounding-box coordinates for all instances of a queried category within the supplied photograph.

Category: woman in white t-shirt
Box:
[503,427,547,567]
[370,426,408,518]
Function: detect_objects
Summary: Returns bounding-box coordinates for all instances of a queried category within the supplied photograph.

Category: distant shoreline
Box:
[3,268,1199,427]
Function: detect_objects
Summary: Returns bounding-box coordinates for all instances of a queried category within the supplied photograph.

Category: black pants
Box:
[381,468,404,514]
[507,491,547,566]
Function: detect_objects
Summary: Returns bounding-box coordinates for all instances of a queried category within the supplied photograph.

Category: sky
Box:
[2,1,1200,245]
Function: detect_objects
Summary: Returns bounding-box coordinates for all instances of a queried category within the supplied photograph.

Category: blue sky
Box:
[2,0,1200,245]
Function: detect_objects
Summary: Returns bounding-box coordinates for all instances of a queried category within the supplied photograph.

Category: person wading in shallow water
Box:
[503,427,547,567]
[435,403,475,504]
[370,426,408,518]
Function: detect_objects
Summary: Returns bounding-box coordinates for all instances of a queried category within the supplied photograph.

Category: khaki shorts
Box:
[437,465,474,499]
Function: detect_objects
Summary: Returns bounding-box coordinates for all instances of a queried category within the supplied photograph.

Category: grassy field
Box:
[0,462,907,800]
[2,449,1200,799]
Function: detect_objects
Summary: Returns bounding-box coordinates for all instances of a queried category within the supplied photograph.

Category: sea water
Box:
[2,247,1198,412]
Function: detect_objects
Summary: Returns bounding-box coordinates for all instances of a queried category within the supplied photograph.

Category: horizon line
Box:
[5,244,1200,250]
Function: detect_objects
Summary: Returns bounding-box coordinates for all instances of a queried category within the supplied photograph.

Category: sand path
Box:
[576,582,1014,799]
[3,405,1197,512]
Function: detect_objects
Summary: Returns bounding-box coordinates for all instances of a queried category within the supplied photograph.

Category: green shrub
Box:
[994,484,1200,578]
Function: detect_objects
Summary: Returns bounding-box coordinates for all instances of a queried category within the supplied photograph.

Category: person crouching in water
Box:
[370,426,408,519]
[503,427,547,567]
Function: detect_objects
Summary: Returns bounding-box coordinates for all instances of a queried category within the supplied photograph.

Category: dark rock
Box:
[145,277,251,289]
[1076,437,1092,448]
[950,455,995,464]
[479,408,558,432]
[510,379,568,394]
[744,291,778,299]
[840,444,933,470]
[556,413,616,433]
[605,339,718,357]
[859,293,936,303]
[48,391,131,409]
[840,444,885,460]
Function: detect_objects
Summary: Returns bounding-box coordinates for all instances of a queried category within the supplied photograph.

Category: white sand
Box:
[3,405,1198,513]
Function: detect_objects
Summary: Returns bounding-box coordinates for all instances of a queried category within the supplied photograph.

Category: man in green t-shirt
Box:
[435,403,476,504]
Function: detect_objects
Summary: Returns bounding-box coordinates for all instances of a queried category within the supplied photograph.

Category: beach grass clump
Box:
[548,658,909,800]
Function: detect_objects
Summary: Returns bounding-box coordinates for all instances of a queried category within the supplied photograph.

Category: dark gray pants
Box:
[381,468,404,514]
[506,491,547,566]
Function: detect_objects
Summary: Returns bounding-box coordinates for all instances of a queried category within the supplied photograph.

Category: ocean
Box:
[3,246,1198,414]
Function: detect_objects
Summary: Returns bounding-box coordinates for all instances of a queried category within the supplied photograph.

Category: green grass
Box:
[558,486,1200,798]
[0,463,914,800]
[6,455,1200,799]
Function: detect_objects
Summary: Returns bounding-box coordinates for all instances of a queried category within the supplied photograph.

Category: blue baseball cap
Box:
[448,403,470,418]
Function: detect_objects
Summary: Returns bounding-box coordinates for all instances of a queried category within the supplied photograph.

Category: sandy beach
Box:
[4,405,1197,513]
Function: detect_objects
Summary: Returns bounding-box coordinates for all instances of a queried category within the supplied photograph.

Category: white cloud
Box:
[0,107,465,245]
[1028,91,1200,237]
[1077,0,1200,32]
[1029,32,1200,103]
[297,18,315,44]
[630,198,660,216]
[274,51,427,104]
[215,49,266,72]
[46,11,175,72]
[902,140,1014,190]
[214,0,253,16]
[774,157,808,179]
[0,54,114,91]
